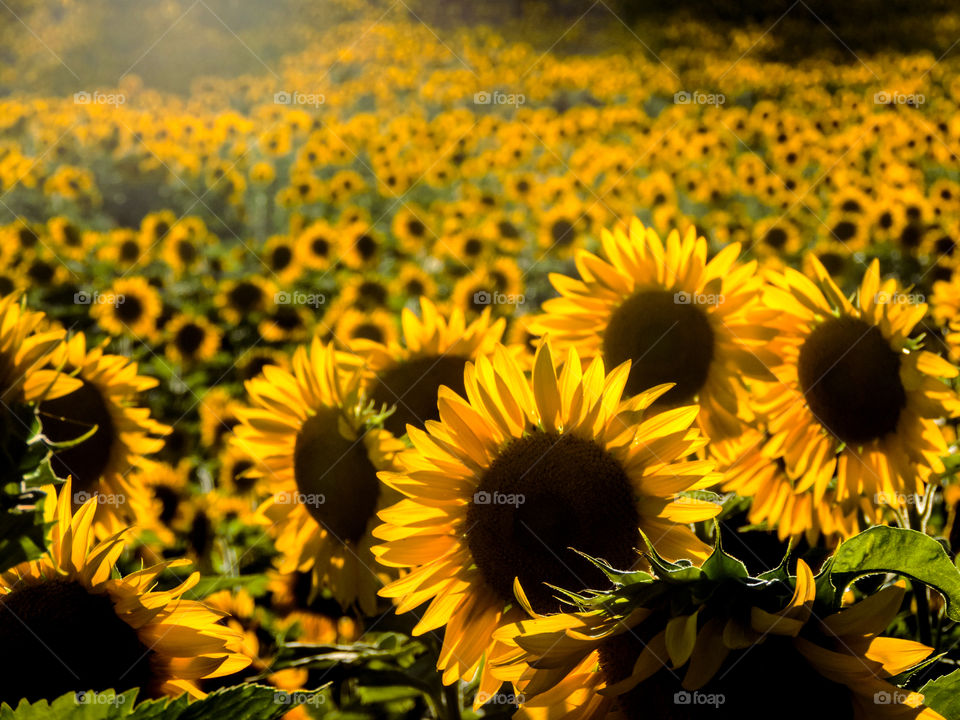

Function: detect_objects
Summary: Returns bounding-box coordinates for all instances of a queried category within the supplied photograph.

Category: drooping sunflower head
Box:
[350,297,506,438]
[37,333,170,537]
[531,218,778,440]
[0,478,250,705]
[232,338,404,615]
[373,340,719,691]
[756,257,960,521]
[494,561,943,720]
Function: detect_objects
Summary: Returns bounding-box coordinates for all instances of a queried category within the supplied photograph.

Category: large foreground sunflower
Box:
[37,333,169,537]
[529,218,777,440]
[754,257,960,525]
[350,297,507,438]
[0,478,250,705]
[372,341,719,696]
[232,338,403,615]
[495,562,942,719]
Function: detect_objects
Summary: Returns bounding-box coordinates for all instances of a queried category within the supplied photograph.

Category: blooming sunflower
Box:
[494,562,943,720]
[755,257,960,523]
[350,297,506,438]
[37,333,169,536]
[0,294,79,407]
[373,340,719,694]
[163,313,221,364]
[232,338,404,615]
[90,277,163,341]
[530,218,778,440]
[0,478,250,705]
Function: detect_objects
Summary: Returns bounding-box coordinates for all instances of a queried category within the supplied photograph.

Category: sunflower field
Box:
[9,0,960,718]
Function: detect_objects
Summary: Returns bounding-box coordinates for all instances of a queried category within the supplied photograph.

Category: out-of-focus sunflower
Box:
[0,478,250,705]
[232,339,404,615]
[295,220,339,272]
[388,263,437,302]
[37,333,169,536]
[530,218,778,440]
[90,277,163,341]
[756,257,960,524]
[330,307,399,345]
[373,341,719,695]
[493,562,943,719]
[340,223,385,271]
[215,276,277,325]
[262,234,301,284]
[164,313,221,364]
[350,297,506,438]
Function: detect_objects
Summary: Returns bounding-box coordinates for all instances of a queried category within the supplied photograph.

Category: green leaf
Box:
[831,526,960,621]
[700,535,748,581]
[919,669,960,720]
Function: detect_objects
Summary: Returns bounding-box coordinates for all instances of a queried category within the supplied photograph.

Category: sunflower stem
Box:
[907,500,933,646]
[443,681,461,720]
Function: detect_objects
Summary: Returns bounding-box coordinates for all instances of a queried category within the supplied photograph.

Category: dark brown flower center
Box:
[369,355,468,436]
[798,316,906,446]
[466,432,639,614]
[602,289,715,404]
[0,580,153,704]
[293,407,381,543]
[40,380,115,495]
[114,295,144,324]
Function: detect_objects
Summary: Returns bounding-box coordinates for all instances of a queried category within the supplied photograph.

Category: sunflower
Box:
[37,333,169,536]
[755,257,960,525]
[163,313,221,364]
[493,562,943,720]
[0,294,79,407]
[711,429,862,544]
[530,218,778,440]
[215,276,277,325]
[349,297,506,438]
[330,308,399,346]
[262,234,301,284]
[373,340,719,694]
[340,223,385,271]
[232,338,404,615]
[388,263,437,303]
[0,478,250,705]
[295,220,340,271]
[90,277,163,341]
